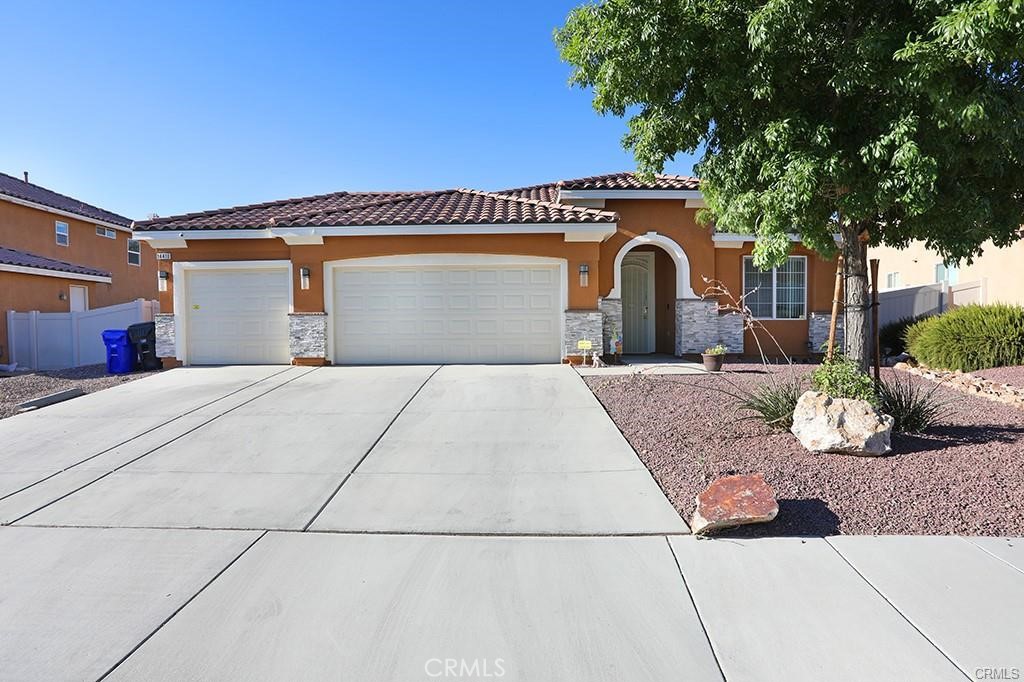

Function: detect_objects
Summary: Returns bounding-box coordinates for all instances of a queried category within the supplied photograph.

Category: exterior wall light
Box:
[579,263,590,288]
[299,266,311,290]
[158,270,169,292]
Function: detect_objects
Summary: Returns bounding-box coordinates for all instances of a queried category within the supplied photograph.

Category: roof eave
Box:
[0,192,131,231]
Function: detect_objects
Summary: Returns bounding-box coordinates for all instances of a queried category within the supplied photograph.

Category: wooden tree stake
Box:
[826,254,844,361]
[870,258,881,382]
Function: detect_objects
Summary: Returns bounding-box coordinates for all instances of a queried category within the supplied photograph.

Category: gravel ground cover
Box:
[586,363,1024,536]
[0,364,160,420]
[973,365,1024,389]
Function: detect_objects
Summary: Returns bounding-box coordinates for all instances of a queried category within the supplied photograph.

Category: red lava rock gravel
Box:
[973,365,1024,389]
[0,364,160,420]
[586,364,1024,536]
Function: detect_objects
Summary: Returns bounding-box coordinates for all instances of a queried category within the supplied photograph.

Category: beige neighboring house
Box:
[872,238,1024,306]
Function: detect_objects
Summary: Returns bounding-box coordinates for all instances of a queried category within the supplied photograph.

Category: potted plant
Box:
[702,343,727,372]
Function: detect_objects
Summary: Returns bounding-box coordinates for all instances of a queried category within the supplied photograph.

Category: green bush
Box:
[811,355,876,403]
[906,304,1024,371]
[736,377,802,429]
[875,371,946,433]
[878,314,930,356]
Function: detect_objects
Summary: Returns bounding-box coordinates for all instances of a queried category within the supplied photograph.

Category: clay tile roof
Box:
[0,172,131,227]
[0,246,111,278]
[499,172,701,199]
[135,188,617,231]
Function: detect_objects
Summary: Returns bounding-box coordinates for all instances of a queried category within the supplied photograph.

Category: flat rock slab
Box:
[690,473,778,535]
[311,470,688,534]
[0,526,257,681]
[829,535,1024,676]
[106,533,722,682]
[669,536,963,681]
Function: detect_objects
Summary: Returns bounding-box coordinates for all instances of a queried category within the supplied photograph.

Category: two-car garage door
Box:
[332,262,562,364]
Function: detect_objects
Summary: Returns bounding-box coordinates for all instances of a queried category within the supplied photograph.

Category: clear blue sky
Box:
[2,1,699,221]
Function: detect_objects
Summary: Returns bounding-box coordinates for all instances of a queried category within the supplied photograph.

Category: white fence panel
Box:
[878,280,985,327]
[950,279,986,307]
[5,299,159,370]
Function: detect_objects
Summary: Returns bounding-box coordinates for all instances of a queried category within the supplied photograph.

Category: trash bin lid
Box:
[102,329,130,344]
[127,321,156,343]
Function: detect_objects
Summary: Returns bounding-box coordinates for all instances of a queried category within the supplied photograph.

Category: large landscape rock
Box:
[690,473,779,535]
[791,391,893,456]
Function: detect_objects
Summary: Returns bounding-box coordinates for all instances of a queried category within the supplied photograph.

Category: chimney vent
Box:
[23,171,29,183]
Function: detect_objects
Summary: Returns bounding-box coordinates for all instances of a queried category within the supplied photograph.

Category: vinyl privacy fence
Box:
[877,280,986,327]
[6,299,159,370]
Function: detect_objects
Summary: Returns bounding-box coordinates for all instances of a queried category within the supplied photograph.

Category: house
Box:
[871,239,1024,305]
[132,172,839,367]
[0,173,156,364]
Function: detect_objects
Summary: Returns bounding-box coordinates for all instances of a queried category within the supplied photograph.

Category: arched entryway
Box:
[609,232,696,355]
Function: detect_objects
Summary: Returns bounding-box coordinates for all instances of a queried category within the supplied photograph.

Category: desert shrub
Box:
[875,372,946,433]
[736,377,803,429]
[811,355,876,403]
[878,315,930,356]
[906,303,1024,371]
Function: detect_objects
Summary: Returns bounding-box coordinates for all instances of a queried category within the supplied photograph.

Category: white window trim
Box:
[742,255,808,320]
[55,221,69,246]
[96,226,116,239]
[171,260,294,365]
[127,239,142,266]
[322,253,568,363]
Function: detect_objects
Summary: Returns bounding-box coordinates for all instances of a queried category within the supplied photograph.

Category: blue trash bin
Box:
[102,329,135,374]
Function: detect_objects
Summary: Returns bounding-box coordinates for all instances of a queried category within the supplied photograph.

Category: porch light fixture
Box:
[579,264,590,288]
[158,270,169,292]
[299,266,311,290]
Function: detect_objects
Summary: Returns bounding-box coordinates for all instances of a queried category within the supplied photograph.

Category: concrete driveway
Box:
[1,365,1021,681]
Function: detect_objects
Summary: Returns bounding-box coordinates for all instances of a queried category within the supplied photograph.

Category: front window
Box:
[96,226,116,239]
[743,256,807,319]
[55,221,69,246]
[886,272,901,289]
[127,239,141,266]
[935,261,960,285]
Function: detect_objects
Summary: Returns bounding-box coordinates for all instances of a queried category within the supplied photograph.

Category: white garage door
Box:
[333,262,562,364]
[186,268,290,365]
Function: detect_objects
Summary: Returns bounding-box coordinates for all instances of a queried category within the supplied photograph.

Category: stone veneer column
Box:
[718,312,745,354]
[599,298,623,355]
[563,310,603,358]
[154,313,176,358]
[675,299,721,354]
[288,313,328,360]
[809,311,843,353]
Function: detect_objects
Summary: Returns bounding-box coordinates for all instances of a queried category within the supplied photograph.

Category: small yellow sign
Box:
[192,304,200,310]
[576,339,593,350]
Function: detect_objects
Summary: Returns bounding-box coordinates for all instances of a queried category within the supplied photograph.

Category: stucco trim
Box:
[0,263,111,284]
[171,259,293,365]
[608,232,698,300]
[322,253,569,363]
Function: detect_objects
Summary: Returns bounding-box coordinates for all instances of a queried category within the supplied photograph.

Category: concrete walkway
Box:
[0,365,1020,681]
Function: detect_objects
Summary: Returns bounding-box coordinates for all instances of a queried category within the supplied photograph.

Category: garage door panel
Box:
[187,269,290,365]
[333,263,561,365]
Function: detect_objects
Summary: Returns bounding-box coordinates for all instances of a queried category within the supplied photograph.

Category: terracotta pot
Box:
[702,353,725,372]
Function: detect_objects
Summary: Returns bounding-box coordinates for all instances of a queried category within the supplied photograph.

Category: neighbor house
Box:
[0,172,156,364]
[132,172,839,367]
[872,238,1024,305]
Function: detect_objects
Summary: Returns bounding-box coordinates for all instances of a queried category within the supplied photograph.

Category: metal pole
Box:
[870,258,881,382]
[826,255,844,361]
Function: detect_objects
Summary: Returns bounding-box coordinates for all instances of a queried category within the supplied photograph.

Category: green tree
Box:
[557,0,1024,368]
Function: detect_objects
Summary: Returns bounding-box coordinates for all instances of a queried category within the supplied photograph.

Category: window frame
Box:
[741,255,808,320]
[886,272,901,289]
[127,238,141,266]
[55,221,69,246]
[96,226,116,239]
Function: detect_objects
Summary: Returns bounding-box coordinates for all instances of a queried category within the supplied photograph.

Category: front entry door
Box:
[622,252,655,353]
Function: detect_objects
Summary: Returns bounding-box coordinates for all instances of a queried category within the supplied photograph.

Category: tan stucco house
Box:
[132,173,839,367]
[872,238,1024,305]
[0,172,156,364]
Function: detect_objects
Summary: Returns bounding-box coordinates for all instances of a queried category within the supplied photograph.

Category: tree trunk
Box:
[841,221,870,370]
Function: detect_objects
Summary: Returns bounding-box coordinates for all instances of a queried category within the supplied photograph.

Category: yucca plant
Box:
[875,372,947,433]
[736,376,803,429]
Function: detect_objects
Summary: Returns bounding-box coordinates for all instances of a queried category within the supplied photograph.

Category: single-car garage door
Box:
[332,260,562,364]
[186,268,290,364]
